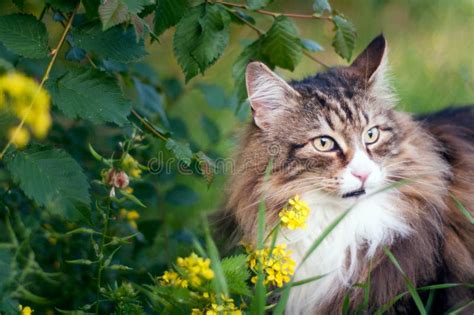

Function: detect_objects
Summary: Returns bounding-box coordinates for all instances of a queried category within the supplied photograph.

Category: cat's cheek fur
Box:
[339,149,385,194]
[282,192,412,314]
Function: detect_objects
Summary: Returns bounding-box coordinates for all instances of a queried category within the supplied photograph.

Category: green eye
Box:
[313,136,337,152]
[365,127,380,144]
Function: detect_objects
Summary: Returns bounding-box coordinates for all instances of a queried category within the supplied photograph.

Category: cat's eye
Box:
[364,127,380,144]
[312,136,337,152]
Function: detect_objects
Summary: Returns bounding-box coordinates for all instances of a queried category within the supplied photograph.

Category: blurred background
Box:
[0,0,472,310]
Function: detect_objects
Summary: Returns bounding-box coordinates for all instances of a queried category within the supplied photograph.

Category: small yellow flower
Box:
[8,126,30,148]
[19,305,33,315]
[159,270,188,288]
[192,293,242,315]
[279,195,310,230]
[248,244,295,288]
[176,253,215,287]
[121,153,142,178]
[119,209,140,229]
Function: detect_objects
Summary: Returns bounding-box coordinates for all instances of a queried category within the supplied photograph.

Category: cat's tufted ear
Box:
[350,34,388,86]
[246,61,300,129]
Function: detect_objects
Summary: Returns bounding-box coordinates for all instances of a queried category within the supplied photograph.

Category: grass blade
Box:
[203,218,229,297]
[450,193,474,224]
[383,246,426,315]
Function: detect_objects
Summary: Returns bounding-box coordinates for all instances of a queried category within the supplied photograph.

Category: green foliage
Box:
[173,4,230,82]
[5,147,91,220]
[73,24,147,63]
[332,15,357,61]
[154,0,190,37]
[0,14,48,59]
[47,68,132,125]
[2,1,464,314]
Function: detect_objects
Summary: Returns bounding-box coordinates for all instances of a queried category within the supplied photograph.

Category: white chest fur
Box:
[281,192,411,314]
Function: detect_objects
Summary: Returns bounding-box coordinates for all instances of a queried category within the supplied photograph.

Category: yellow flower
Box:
[248,244,295,288]
[8,127,30,149]
[176,253,215,287]
[279,195,310,230]
[192,293,242,315]
[0,72,52,142]
[19,305,33,315]
[121,153,142,178]
[159,270,188,288]
[119,209,140,229]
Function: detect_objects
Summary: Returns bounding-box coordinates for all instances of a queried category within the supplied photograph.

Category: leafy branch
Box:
[0,4,79,160]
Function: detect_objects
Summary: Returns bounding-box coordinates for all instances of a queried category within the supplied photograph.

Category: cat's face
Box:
[246,35,404,200]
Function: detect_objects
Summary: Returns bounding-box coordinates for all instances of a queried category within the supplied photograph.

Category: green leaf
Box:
[300,38,324,52]
[0,249,12,291]
[332,15,356,61]
[247,0,273,10]
[164,185,199,206]
[73,24,147,63]
[313,0,332,14]
[5,148,91,221]
[47,68,132,125]
[46,0,80,12]
[261,16,303,71]
[197,83,228,109]
[122,0,150,14]
[200,115,220,143]
[203,219,229,298]
[154,0,189,37]
[0,14,48,59]
[99,0,129,31]
[173,4,230,81]
[221,255,251,296]
[165,138,193,166]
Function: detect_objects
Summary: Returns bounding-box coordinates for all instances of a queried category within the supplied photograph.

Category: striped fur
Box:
[217,35,474,313]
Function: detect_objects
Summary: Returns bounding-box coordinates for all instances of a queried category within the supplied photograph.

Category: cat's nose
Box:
[351,170,370,185]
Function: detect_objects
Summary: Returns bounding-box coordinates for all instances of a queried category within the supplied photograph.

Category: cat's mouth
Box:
[342,188,366,198]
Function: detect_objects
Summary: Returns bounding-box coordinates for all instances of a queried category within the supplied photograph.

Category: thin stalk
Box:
[131,109,168,141]
[0,5,79,160]
[215,1,333,21]
[95,204,112,314]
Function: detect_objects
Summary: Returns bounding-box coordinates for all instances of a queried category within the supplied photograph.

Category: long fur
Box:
[216,36,474,314]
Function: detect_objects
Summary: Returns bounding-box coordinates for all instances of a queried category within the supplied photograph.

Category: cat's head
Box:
[245,35,409,200]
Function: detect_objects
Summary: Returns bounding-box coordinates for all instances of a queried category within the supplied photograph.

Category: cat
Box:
[217,35,474,314]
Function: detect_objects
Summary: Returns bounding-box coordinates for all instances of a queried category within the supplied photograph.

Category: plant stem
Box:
[95,203,112,314]
[131,109,168,142]
[215,0,333,21]
[0,5,79,160]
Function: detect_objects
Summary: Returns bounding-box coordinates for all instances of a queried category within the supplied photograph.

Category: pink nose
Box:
[351,171,370,184]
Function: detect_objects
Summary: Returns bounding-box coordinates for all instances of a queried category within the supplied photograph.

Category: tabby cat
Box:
[219,35,474,314]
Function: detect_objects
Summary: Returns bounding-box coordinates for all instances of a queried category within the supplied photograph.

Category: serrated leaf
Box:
[221,255,252,296]
[99,0,129,31]
[122,0,149,14]
[247,0,273,10]
[332,15,356,61]
[165,138,193,166]
[261,16,302,70]
[313,0,331,14]
[0,14,48,59]
[5,148,91,221]
[73,24,147,63]
[47,68,132,125]
[173,4,230,81]
[154,0,189,36]
[300,38,324,52]
[191,5,230,73]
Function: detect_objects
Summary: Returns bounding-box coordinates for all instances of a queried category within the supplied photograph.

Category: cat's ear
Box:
[246,61,300,129]
[350,34,388,85]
